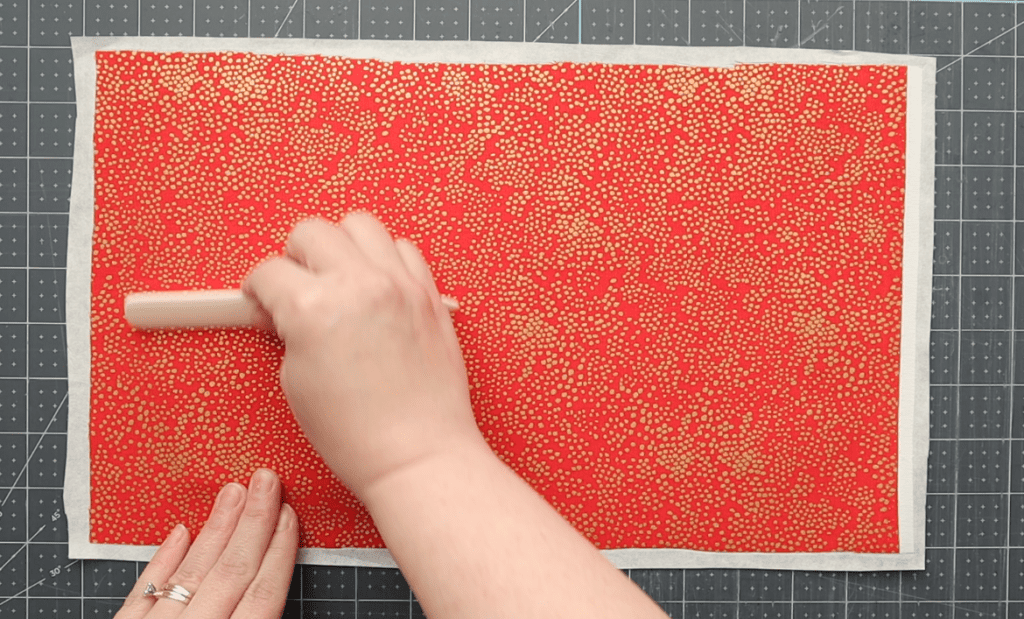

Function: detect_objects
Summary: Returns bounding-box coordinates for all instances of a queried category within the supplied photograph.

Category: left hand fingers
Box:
[114,524,190,619]
[148,483,248,619]
[183,469,284,618]
[229,504,299,619]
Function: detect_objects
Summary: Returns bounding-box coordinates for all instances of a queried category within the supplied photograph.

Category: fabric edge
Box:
[65,37,98,562]
[66,37,934,570]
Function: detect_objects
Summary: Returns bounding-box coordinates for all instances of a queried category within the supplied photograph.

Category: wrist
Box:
[358,434,499,516]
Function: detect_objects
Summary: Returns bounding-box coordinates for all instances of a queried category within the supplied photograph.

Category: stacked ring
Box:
[142,582,194,605]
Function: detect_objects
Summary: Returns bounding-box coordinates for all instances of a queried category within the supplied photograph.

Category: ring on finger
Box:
[143,582,194,605]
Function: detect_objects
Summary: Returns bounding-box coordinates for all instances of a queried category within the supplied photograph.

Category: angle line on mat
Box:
[649,2,688,45]
[0,560,79,607]
[533,0,577,42]
[0,525,47,574]
[0,578,46,607]
[275,0,302,38]
[940,19,1024,73]
[715,14,742,45]
[797,5,844,47]
[0,392,68,509]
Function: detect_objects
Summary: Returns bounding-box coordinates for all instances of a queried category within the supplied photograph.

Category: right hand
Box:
[242,213,486,500]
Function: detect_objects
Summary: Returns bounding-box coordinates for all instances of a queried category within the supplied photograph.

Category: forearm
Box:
[360,438,668,619]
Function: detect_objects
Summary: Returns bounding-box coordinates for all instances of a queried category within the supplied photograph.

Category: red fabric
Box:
[91,51,905,553]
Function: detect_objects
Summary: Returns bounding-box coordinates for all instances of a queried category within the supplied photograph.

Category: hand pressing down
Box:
[116,469,298,619]
[243,213,485,500]
[119,214,668,619]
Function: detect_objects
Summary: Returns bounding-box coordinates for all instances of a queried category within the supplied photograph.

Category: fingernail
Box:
[277,504,295,531]
[165,524,187,545]
[250,468,275,496]
[216,483,245,509]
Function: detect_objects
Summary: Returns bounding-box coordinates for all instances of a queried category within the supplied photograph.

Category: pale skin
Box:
[118,212,669,619]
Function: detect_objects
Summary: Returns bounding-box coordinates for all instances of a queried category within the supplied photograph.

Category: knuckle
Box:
[278,285,346,342]
[284,289,317,317]
[408,282,434,314]
[291,216,331,239]
[285,288,334,324]
[288,218,334,256]
[396,239,427,267]
[242,499,279,523]
[241,258,276,295]
[199,514,238,540]
[214,548,259,581]
[243,575,283,604]
[168,563,205,590]
[361,272,403,307]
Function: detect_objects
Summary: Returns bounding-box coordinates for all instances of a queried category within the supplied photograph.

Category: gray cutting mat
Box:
[0,0,1020,617]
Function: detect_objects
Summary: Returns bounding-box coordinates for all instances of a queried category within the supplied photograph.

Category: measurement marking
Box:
[275,0,302,37]
[532,0,577,43]
[0,392,68,509]
[0,525,47,573]
[798,6,843,47]
[0,558,79,607]
[714,14,742,45]
[0,577,47,606]
[649,2,689,46]
[39,224,66,324]
[939,19,1024,73]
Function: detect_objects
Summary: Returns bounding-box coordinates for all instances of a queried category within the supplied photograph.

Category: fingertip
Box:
[250,467,280,492]
[239,275,280,335]
[240,258,270,301]
[290,216,334,237]
[276,504,300,559]
[395,238,441,295]
[393,237,421,255]
[127,522,190,606]
[170,523,189,544]
[156,523,189,554]
[286,217,333,258]
[277,503,296,532]
[240,268,258,297]
[242,250,285,290]
[241,256,312,337]
[250,304,277,333]
[341,210,374,223]
[342,211,390,237]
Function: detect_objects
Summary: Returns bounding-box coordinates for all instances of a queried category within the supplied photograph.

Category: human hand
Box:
[242,213,485,500]
[116,469,298,619]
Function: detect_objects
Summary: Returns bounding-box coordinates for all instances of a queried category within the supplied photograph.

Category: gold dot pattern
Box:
[90,51,906,553]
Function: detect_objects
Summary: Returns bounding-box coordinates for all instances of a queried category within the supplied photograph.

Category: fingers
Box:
[114,525,190,619]
[186,469,284,618]
[228,505,299,619]
[145,483,247,618]
[285,218,363,274]
[248,214,452,341]
[339,212,406,272]
[116,474,296,619]
[247,214,406,335]
[242,257,316,337]
[395,239,461,346]
[395,239,440,297]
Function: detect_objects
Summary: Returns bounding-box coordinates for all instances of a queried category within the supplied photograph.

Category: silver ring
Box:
[143,582,193,605]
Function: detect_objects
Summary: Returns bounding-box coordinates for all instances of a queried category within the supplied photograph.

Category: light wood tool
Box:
[124,289,459,330]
